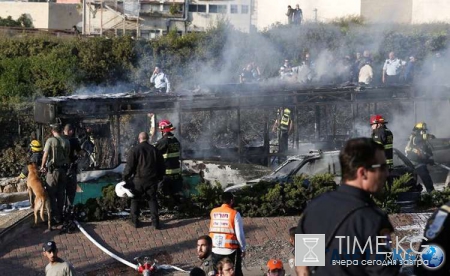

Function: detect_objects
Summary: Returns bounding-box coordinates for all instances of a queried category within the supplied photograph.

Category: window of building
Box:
[241,5,249,14]
[198,5,206,12]
[189,4,206,13]
[230,4,238,14]
[209,4,226,14]
[163,4,170,11]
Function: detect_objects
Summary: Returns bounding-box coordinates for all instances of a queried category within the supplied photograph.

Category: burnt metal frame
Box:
[34,85,450,166]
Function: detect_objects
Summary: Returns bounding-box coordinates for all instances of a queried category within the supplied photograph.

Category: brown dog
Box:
[27,163,51,230]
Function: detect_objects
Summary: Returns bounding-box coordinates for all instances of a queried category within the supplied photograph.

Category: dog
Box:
[27,163,51,230]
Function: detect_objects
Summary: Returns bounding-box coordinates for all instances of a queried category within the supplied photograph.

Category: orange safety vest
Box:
[209,204,239,249]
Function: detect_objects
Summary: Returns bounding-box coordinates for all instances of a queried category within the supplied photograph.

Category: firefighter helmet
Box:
[413,122,427,131]
[370,115,387,125]
[283,108,291,115]
[159,120,176,133]
[30,140,43,153]
[115,181,134,198]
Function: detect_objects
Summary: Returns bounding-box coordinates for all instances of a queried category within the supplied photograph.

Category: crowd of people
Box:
[238,49,449,87]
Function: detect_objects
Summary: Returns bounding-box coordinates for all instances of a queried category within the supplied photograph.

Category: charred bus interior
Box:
[33,84,450,171]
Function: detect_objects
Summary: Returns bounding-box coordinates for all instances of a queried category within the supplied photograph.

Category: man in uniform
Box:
[40,124,70,224]
[414,201,450,275]
[295,137,402,275]
[154,120,183,208]
[18,133,43,179]
[209,192,246,276]
[123,132,165,229]
[272,108,293,163]
[197,235,216,276]
[63,124,81,213]
[370,115,394,169]
[405,122,436,193]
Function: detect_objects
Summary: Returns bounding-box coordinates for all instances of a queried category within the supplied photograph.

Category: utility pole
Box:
[314,8,318,22]
[82,0,86,34]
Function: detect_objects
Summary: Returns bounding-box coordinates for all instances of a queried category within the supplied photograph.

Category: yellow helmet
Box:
[413,122,427,131]
[30,140,43,153]
[283,108,291,115]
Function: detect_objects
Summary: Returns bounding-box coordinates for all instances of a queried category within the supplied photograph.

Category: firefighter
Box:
[370,115,394,169]
[405,122,436,193]
[272,108,293,163]
[19,134,44,179]
[154,119,183,208]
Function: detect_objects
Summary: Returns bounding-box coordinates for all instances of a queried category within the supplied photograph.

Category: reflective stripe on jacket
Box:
[372,126,393,169]
[209,204,239,249]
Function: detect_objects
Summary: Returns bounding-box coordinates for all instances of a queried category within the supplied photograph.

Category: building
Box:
[81,0,254,38]
[256,0,450,30]
[0,2,80,30]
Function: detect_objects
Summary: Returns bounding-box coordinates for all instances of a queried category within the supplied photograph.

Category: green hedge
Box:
[77,172,418,221]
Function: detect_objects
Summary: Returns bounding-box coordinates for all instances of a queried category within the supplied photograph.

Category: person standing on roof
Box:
[405,122,436,193]
[370,115,393,170]
[150,66,171,93]
[155,119,183,209]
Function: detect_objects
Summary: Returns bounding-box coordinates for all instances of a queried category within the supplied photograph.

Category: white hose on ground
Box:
[74,220,138,270]
[74,220,188,273]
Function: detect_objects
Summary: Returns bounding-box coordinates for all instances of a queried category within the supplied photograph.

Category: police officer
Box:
[405,122,435,193]
[63,124,81,212]
[370,115,393,169]
[197,235,216,276]
[295,138,401,275]
[272,108,293,163]
[414,201,450,275]
[40,124,70,224]
[154,119,183,208]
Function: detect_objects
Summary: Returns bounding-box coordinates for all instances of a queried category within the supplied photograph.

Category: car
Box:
[224,148,419,193]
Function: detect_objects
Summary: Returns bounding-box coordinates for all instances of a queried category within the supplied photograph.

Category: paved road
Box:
[0,213,432,276]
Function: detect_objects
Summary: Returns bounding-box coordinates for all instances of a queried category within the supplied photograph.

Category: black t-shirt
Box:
[296,184,401,275]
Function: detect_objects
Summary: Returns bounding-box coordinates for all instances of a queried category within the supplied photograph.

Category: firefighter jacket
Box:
[372,126,394,169]
[155,133,181,176]
[209,204,240,249]
[405,131,434,164]
[279,110,291,133]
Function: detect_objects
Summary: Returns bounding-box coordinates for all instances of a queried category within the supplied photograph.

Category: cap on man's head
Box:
[267,259,283,270]
[43,241,57,252]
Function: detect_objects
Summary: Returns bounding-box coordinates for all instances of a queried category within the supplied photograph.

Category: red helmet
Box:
[370,115,387,125]
[159,120,175,132]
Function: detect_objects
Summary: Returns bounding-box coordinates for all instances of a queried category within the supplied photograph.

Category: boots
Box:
[128,215,141,228]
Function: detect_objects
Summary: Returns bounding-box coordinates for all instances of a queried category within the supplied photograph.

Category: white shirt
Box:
[150,72,171,93]
[212,212,247,255]
[359,64,373,84]
[383,58,406,76]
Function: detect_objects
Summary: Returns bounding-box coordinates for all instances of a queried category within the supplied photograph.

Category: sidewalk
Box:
[0,214,431,275]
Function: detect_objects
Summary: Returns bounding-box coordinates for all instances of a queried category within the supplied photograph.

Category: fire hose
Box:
[73,220,188,273]
[436,162,450,172]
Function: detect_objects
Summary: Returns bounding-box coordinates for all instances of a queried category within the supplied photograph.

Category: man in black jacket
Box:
[123,132,165,229]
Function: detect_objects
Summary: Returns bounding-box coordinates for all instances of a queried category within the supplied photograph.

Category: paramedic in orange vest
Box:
[209,192,246,276]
